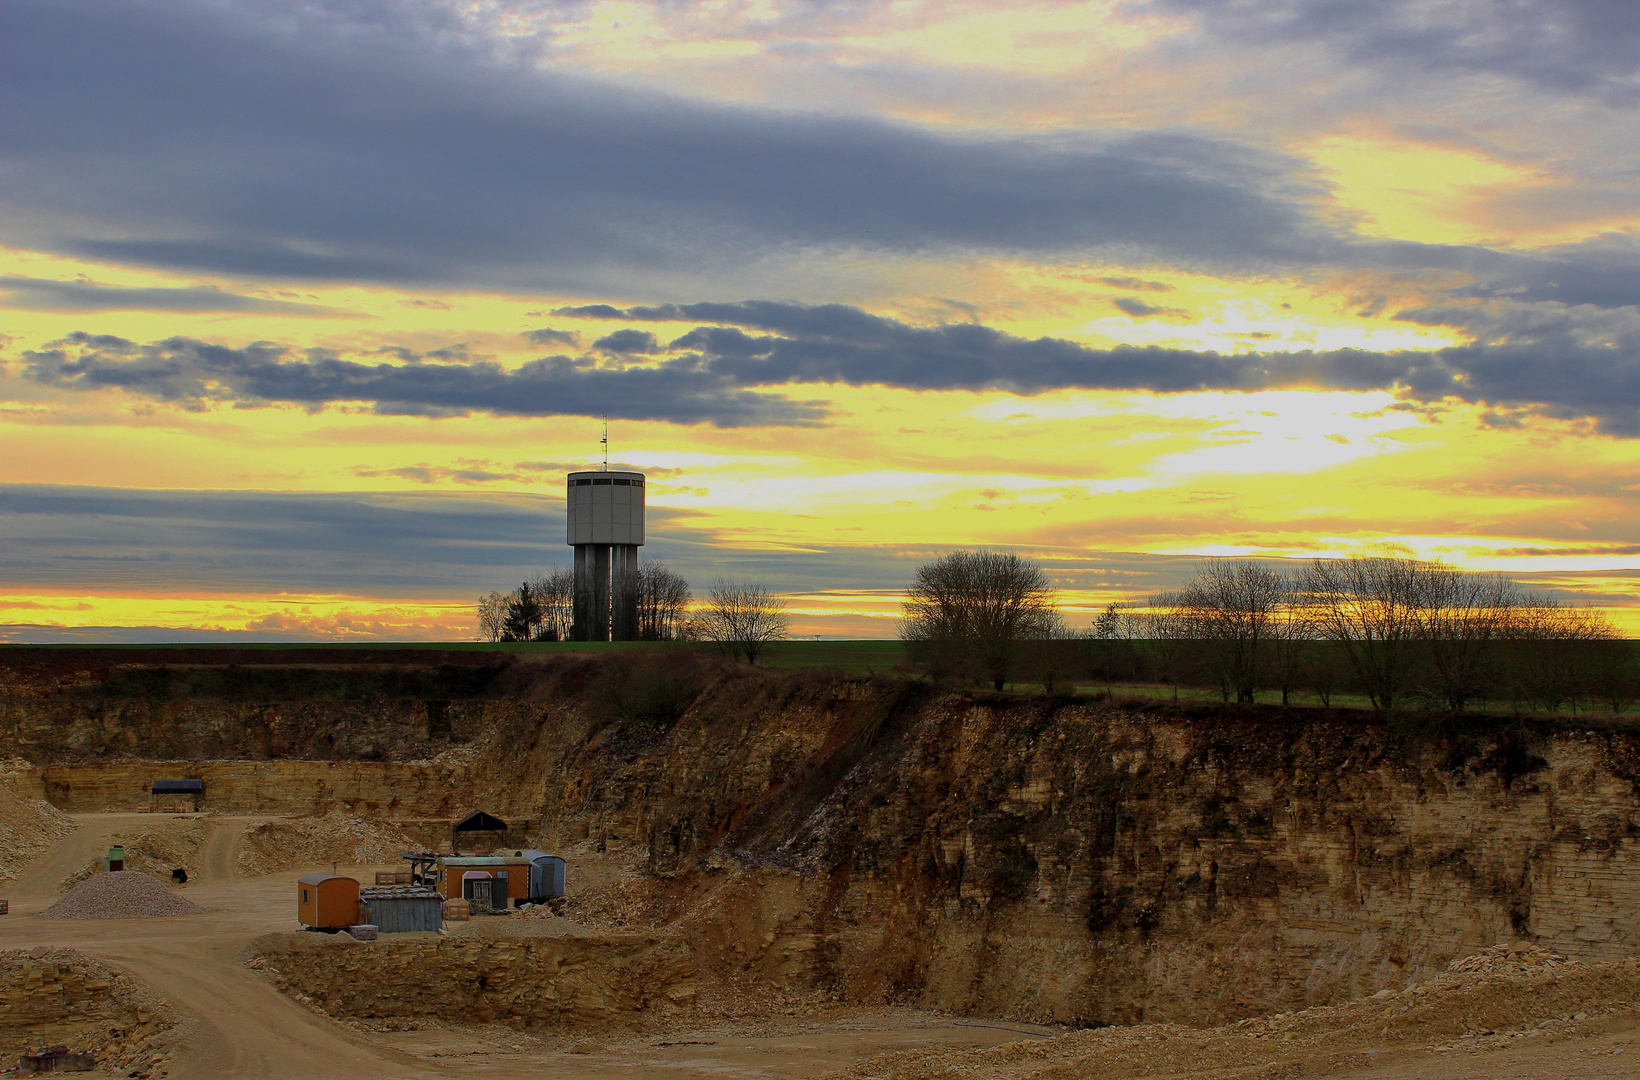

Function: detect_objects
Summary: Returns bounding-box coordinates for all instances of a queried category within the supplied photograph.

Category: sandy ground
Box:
[0,815,1044,1079]
[4,815,1640,1079]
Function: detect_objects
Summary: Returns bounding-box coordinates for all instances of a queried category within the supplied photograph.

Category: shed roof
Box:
[453,810,508,833]
[152,779,204,794]
[297,872,356,887]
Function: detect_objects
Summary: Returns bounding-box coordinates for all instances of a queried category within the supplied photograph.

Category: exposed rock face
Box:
[483,673,1640,1026]
[8,652,1640,1028]
[0,948,175,1070]
[245,931,696,1029]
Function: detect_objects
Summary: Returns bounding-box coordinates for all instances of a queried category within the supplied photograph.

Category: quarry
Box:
[5,645,1640,1079]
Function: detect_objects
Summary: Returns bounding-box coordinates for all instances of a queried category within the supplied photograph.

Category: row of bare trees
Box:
[477,567,790,659]
[477,562,694,642]
[899,548,1632,715]
[1137,555,1625,714]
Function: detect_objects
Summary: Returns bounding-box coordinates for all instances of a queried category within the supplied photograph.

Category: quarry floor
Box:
[3,814,1639,1080]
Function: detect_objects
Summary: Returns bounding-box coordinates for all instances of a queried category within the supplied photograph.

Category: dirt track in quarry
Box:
[3,817,1640,1080]
[0,815,1047,1080]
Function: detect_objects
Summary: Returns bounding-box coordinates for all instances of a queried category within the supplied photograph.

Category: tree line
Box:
[901,549,1633,715]
[477,567,791,661]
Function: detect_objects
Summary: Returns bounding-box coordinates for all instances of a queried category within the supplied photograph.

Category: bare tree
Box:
[1266,604,1312,707]
[1415,566,1519,714]
[1177,560,1289,704]
[1300,554,1428,714]
[900,550,1061,691]
[526,568,575,641]
[476,591,509,642]
[635,562,692,641]
[1505,600,1616,715]
[1139,594,1192,704]
[702,579,790,663]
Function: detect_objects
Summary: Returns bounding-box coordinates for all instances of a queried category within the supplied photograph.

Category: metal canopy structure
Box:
[151,779,204,793]
[452,810,508,833]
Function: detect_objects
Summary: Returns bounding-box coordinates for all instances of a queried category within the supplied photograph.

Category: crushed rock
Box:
[40,870,207,919]
[236,808,413,875]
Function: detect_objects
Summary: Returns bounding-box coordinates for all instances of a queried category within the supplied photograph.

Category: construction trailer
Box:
[432,851,566,908]
[297,872,360,930]
[151,778,203,812]
[358,886,443,933]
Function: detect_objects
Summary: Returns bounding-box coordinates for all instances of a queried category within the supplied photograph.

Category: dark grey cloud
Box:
[524,327,580,347]
[0,276,341,314]
[1113,296,1189,318]
[21,331,823,427]
[16,0,1629,307]
[0,2,1633,308]
[24,296,1640,433]
[562,299,1640,434]
[1155,0,1640,102]
[593,329,660,355]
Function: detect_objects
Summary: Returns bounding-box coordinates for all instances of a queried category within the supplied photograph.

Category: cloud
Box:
[1157,0,1640,102]
[0,276,343,315]
[21,331,824,427]
[563,299,1640,434]
[525,327,579,347]
[24,295,1640,433]
[1099,276,1173,292]
[1113,296,1189,318]
[593,329,660,355]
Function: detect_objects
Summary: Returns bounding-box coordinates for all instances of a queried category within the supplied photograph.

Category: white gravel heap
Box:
[39,870,207,919]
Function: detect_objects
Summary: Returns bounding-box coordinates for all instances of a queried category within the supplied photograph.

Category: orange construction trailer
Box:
[297,872,361,930]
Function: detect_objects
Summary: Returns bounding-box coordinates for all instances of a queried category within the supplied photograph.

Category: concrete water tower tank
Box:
[566,470,645,640]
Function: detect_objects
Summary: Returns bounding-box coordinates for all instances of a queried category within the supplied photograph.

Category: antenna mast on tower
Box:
[601,415,608,471]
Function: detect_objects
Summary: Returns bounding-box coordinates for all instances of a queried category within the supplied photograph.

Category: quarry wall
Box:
[8,651,1640,1027]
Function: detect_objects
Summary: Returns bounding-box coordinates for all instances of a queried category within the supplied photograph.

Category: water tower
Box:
[566,469,645,640]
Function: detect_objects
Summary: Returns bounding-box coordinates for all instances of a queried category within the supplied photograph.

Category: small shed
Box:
[151,778,203,813]
[297,872,360,930]
[359,886,443,933]
[451,810,508,853]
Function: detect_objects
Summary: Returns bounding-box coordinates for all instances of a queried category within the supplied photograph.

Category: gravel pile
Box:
[1446,942,1573,978]
[39,870,207,919]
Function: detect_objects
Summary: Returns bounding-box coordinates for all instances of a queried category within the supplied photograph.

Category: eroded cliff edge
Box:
[6,647,1639,1027]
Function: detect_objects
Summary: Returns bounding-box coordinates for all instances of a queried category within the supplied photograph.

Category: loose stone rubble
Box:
[39,871,208,920]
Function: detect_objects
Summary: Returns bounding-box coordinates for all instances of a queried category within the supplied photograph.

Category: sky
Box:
[4,0,1640,640]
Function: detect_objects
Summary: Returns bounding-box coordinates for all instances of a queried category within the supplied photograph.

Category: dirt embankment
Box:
[0,758,73,881]
[834,951,1640,1079]
[244,929,697,1031]
[0,947,178,1075]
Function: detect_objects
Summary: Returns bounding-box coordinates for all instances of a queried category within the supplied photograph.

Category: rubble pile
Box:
[1446,941,1574,978]
[236,808,413,875]
[0,947,177,1075]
